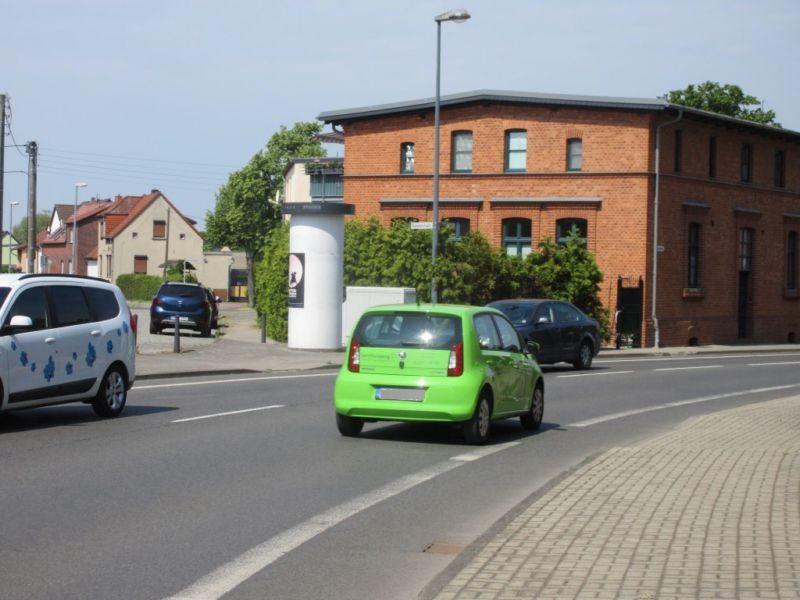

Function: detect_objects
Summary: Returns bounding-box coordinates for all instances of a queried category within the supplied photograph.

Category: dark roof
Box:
[318,89,800,140]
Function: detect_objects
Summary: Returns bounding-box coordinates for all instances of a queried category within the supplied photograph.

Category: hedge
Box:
[116,273,163,301]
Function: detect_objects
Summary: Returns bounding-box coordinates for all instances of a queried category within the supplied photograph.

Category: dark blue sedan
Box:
[150,282,217,337]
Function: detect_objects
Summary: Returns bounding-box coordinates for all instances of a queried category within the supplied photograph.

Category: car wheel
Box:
[149,322,159,335]
[573,341,593,370]
[520,382,544,431]
[463,394,492,445]
[336,413,364,437]
[92,367,127,418]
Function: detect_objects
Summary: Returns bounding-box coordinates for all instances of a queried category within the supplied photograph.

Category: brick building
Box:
[318,90,800,347]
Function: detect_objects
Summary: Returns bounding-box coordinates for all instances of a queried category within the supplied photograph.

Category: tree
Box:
[205,121,325,305]
[12,211,50,245]
[663,81,780,127]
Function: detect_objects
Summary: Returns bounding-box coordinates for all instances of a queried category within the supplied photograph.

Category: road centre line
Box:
[557,370,634,379]
[594,352,800,364]
[568,382,800,428]
[163,441,520,600]
[135,372,337,391]
[171,405,284,423]
[654,365,724,372]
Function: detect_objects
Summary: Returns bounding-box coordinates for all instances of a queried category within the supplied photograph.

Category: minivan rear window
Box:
[354,313,462,350]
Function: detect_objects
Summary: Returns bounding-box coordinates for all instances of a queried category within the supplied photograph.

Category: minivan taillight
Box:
[128,304,138,337]
[447,342,463,377]
[348,339,361,373]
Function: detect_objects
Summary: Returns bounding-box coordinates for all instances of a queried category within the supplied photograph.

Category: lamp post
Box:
[72,182,87,274]
[431,8,470,304]
[7,201,19,273]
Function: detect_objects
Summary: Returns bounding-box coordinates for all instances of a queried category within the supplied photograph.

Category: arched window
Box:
[556,218,587,246]
[502,218,532,257]
[443,218,470,241]
[400,142,415,174]
[566,138,582,171]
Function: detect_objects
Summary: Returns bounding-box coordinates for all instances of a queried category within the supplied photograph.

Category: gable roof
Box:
[102,190,201,239]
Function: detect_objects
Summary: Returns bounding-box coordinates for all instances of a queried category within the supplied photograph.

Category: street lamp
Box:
[431,8,470,304]
[72,182,87,274]
[7,201,19,273]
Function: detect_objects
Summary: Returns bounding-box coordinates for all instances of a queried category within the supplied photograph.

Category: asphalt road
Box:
[1,352,799,599]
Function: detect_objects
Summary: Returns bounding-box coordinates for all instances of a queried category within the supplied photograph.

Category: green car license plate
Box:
[375,387,425,402]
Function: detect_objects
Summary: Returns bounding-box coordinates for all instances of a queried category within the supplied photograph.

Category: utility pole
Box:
[25,141,37,274]
[0,93,6,272]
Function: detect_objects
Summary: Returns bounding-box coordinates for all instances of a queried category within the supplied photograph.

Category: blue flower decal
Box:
[44,356,55,382]
[122,322,129,334]
[66,362,73,375]
[73,352,78,360]
[117,329,122,337]
[107,340,114,354]
[20,351,28,366]
[11,341,17,351]
[30,363,36,372]
[86,342,96,367]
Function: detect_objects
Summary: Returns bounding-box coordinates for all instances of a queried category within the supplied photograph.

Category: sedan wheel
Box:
[92,367,127,418]
[463,395,491,445]
[573,341,593,370]
[520,383,544,431]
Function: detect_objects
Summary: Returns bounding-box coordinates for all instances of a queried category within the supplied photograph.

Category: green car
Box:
[334,304,544,444]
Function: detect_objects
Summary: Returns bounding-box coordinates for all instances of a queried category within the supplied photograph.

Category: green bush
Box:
[116,273,163,301]
[255,222,289,342]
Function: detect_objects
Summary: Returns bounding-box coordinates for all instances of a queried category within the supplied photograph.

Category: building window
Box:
[134,255,148,274]
[179,233,186,240]
[556,218,587,246]
[740,143,753,183]
[502,218,532,257]
[687,222,701,288]
[153,220,166,239]
[775,150,786,188]
[566,138,582,171]
[400,143,415,174]
[709,136,717,178]
[451,131,473,173]
[674,130,683,173]
[739,228,754,272]
[504,130,526,172]
[788,231,798,291]
[310,173,343,199]
[132,232,138,239]
[443,217,470,241]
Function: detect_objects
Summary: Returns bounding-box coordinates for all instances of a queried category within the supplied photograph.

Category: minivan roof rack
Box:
[19,273,111,283]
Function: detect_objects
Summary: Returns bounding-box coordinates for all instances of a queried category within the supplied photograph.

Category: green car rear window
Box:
[354,313,462,350]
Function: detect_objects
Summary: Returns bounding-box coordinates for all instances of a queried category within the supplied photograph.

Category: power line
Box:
[39,155,227,183]
[37,163,220,194]
[41,145,241,169]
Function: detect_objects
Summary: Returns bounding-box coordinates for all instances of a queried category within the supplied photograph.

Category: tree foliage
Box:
[205,121,325,305]
[663,81,780,127]
[12,211,50,244]
[255,222,290,342]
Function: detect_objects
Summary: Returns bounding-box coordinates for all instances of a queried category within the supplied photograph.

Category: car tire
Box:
[520,382,544,431]
[463,394,492,445]
[573,341,593,370]
[149,322,159,335]
[336,413,364,437]
[92,367,127,418]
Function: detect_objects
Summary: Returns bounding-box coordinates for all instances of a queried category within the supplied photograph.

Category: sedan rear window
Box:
[355,313,462,349]
[160,285,204,300]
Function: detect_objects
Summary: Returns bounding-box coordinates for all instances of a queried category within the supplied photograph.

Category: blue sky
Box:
[3,0,798,230]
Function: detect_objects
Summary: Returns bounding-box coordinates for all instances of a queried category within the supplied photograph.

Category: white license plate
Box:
[179,316,191,322]
[375,387,425,402]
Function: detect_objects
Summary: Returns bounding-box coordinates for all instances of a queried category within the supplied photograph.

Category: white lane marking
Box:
[171,405,284,423]
[568,382,800,428]
[595,352,800,364]
[747,361,800,367]
[135,372,337,391]
[163,442,519,600]
[557,370,634,379]
[654,365,724,372]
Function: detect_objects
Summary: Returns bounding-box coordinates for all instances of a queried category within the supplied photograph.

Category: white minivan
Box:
[0,274,136,417]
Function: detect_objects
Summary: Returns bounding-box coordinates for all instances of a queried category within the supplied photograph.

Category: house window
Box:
[674,130,683,173]
[566,138,582,171]
[687,222,701,288]
[502,218,532,257]
[556,218,587,246]
[709,136,717,178]
[179,233,186,240]
[134,255,148,274]
[451,131,473,173]
[132,232,138,239]
[400,143,415,174]
[443,217,470,241]
[504,130,526,172]
[775,150,786,188]
[153,220,166,239]
[739,228,754,272]
[788,231,798,291]
[740,143,753,183]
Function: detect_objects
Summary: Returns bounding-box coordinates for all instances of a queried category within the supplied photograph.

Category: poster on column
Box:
[288,253,305,308]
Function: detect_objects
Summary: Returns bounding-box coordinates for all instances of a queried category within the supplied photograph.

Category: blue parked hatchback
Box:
[150,282,218,337]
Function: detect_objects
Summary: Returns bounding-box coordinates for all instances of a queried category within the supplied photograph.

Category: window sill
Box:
[682,288,705,299]
[784,290,799,300]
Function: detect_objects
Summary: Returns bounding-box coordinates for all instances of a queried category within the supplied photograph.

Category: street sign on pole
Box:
[411,221,433,230]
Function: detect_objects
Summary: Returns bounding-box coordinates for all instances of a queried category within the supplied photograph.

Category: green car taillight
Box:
[348,339,360,373]
[447,342,463,376]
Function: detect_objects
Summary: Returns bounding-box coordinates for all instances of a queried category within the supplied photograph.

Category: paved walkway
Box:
[134,303,800,598]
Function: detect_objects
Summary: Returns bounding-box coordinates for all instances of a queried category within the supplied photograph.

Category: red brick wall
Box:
[338,102,800,347]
